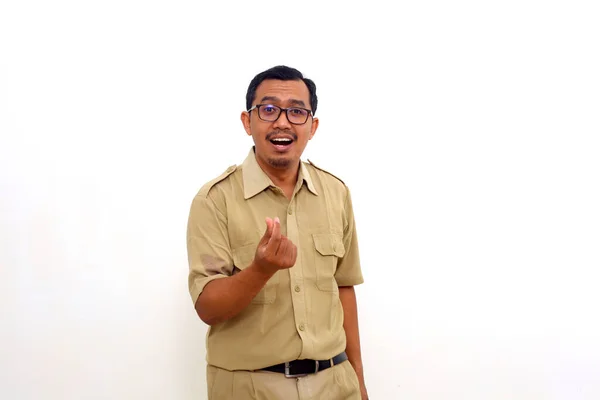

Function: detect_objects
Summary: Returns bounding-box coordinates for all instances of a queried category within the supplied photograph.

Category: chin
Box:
[267,157,293,169]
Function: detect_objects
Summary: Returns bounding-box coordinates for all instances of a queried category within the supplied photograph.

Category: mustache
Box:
[266,130,297,141]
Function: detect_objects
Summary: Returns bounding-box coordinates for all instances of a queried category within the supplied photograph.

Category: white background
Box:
[1,1,599,399]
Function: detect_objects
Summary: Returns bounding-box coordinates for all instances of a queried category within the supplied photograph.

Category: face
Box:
[241,79,319,170]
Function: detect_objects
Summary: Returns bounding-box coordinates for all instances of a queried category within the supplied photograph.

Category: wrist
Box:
[349,361,365,382]
[249,261,277,281]
[348,357,364,372]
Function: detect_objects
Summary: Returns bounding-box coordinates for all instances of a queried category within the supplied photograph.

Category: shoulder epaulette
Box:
[307,159,345,185]
[198,164,237,197]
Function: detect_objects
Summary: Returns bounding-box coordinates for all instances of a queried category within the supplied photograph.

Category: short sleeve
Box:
[334,186,364,287]
[186,189,233,304]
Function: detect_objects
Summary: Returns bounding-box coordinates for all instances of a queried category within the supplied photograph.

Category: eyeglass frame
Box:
[247,104,314,125]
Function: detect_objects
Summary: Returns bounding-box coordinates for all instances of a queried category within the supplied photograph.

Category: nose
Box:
[272,109,292,129]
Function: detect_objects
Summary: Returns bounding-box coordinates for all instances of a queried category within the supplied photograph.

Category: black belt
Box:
[261,352,348,378]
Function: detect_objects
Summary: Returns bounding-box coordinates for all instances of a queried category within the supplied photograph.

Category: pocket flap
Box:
[312,233,345,258]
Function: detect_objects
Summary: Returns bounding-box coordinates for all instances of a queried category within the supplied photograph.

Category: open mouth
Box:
[269,138,294,148]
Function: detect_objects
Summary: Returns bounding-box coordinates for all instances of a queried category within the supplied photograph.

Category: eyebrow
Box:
[260,96,307,108]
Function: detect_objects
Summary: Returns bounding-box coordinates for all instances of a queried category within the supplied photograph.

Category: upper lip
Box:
[268,134,295,142]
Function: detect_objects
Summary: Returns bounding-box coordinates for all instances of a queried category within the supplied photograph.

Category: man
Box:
[186,65,368,399]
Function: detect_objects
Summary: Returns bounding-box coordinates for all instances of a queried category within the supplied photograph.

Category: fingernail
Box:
[275,217,280,223]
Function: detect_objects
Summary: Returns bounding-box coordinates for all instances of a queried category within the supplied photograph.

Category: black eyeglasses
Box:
[247,104,313,125]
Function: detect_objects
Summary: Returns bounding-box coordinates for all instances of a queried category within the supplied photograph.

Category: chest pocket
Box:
[312,233,345,292]
[232,243,279,304]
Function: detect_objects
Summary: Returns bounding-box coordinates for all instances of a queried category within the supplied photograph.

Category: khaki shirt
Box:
[186,147,364,371]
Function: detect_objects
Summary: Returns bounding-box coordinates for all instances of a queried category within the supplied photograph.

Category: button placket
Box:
[286,196,308,348]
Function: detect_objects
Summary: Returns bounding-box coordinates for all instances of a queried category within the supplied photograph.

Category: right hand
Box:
[254,217,297,274]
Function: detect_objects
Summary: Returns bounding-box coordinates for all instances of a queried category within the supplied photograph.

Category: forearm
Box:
[195,263,274,325]
[339,286,367,393]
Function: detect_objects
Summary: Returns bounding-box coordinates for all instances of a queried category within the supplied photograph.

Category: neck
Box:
[256,155,300,189]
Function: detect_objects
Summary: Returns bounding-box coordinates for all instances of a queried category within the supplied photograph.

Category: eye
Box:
[261,105,278,115]
[289,108,308,116]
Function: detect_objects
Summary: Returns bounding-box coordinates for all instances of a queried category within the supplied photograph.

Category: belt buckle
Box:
[284,360,319,378]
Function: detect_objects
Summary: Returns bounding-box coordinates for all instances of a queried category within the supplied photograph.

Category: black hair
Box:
[245,65,318,115]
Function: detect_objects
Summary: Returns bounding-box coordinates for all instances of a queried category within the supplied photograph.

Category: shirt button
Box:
[288,208,293,215]
[294,285,301,292]
[298,323,305,331]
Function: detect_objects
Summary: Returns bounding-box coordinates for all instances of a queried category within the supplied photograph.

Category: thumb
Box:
[263,217,274,239]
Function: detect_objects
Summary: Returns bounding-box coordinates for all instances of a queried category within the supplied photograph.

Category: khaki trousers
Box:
[207,360,361,400]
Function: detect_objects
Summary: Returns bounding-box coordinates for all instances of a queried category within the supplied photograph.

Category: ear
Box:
[308,117,319,140]
[241,111,252,136]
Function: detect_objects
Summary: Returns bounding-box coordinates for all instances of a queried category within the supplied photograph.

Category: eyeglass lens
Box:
[259,105,309,124]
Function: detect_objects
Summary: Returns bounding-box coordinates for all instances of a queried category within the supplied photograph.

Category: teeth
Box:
[272,138,291,142]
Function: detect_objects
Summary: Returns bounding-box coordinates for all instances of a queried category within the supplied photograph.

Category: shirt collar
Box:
[242,147,319,200]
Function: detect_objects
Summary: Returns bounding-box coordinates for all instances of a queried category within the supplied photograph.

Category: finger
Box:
[267,217,281,251]
[291,244,297,266]
[258,218,274,248]
[276,236,289,257]
[263,217,274,239]
[288,242,297,267]
[279,238,295,267]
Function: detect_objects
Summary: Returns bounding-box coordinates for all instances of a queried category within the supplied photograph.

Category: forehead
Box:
[254,79,310,106]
